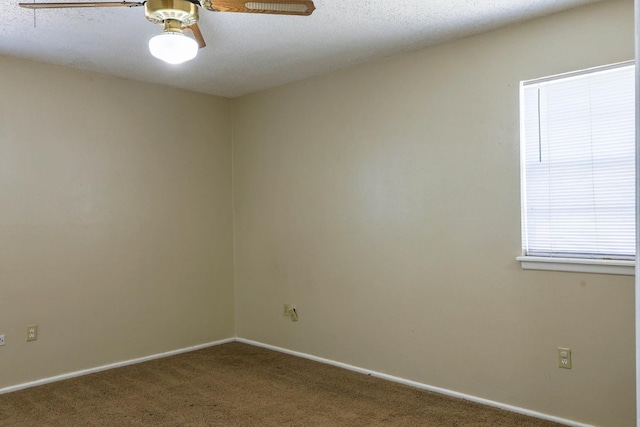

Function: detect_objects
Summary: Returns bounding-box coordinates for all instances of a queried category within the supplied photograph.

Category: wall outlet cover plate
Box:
[558,347,571,369]
[27,324,38,342]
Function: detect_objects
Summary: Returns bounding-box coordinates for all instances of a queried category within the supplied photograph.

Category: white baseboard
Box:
[236,337,592,427]
[0,337,235,395]
[0,336,593,427]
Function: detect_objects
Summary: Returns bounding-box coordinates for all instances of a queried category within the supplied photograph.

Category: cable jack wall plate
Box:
[283,304,291,316]
[282,304,298,321]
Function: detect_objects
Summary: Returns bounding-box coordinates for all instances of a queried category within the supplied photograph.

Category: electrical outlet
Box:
[26,324,38,342]
[0,335,5,346]
[283,304,291,316]
[558,347,571,369]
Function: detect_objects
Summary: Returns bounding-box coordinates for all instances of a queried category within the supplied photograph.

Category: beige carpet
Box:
[0,342,562,426]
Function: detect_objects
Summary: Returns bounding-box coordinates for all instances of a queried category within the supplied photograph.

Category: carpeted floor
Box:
[0,342,562,426]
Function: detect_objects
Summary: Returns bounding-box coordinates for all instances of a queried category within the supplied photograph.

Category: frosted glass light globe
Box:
[149,32,198,65]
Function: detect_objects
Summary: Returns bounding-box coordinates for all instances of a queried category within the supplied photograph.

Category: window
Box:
[518,62,635,275]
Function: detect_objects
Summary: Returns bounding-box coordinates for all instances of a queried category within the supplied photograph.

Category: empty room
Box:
[0,0,635,426]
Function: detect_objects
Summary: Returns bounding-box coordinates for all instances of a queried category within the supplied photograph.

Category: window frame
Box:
[517,61,636,276]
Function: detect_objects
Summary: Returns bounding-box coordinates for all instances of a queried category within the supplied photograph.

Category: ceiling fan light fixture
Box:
[149,31,198,65]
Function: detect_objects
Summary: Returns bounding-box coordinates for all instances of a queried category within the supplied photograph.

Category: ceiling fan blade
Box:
[186,24,206,49]
[19,1,144,9]
[201,0,315,16]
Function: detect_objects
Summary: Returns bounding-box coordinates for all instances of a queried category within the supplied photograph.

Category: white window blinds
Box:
[520,62,636,260]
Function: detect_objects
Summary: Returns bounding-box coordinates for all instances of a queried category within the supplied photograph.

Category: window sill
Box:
[516,256,635,276]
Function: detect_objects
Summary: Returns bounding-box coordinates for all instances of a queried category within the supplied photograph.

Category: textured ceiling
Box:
[1,0,600,97]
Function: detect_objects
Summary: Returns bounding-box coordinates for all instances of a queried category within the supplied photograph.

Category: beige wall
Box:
[0,57,235,388]
[232,1,635,426]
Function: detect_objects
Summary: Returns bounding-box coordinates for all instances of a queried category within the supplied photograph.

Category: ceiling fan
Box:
[19,0,316,64]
